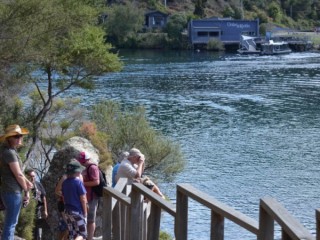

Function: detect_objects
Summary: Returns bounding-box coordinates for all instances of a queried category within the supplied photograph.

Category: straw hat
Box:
[0,124,29,142]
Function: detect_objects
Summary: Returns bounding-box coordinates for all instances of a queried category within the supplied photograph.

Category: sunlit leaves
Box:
[90,101,185,178]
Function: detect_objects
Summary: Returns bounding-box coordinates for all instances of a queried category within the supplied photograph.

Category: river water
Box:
[79,50,320,239]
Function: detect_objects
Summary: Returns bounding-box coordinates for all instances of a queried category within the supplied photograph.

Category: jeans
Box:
[1,191,22,240]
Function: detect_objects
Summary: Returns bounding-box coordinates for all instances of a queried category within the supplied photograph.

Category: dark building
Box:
[144,10,169,29]
[188,17,260,47]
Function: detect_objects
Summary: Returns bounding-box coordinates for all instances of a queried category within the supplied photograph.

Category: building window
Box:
[209,32,219,37]
[198,32,208,37]
[242,31,256,36]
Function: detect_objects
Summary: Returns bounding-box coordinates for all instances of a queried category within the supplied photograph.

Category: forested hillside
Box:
[112,0,320,30]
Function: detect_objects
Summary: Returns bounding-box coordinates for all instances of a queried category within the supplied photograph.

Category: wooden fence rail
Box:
[259,197,314,240]
[102,179,315,240]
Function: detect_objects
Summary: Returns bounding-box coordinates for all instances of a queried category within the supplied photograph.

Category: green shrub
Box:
[89,101,185,178]
[207,39,225,51]
[136,33,168,49]
[17,199,37,240]
[159,231,173,240]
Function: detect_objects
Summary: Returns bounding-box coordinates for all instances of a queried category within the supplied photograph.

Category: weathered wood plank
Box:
[175,186,188,240]
[260,196,314,240]
[104,186,131,206]
[103,189,113,240]
[211,211,224,240]
[132,183,176,217]
[147,202,161,240]
[258,202,274,240]
[130,188,143,240]
[177,183,259,235]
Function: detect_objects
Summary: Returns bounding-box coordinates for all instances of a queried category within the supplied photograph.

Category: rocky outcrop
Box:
[41,136,111,239]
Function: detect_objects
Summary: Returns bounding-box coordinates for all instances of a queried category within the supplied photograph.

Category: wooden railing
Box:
[102,179,315,240]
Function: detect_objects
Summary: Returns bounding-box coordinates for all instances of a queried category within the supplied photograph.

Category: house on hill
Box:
[188,17,260,48]
[144,10,169,29]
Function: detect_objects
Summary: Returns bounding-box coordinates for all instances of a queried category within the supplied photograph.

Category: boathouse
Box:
[188,17,260,48]
[144,10,169,29]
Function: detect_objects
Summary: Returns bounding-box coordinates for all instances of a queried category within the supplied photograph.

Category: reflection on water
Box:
[77,50,320,239]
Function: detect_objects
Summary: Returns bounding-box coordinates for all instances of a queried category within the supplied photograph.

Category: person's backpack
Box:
[87,164,107,197]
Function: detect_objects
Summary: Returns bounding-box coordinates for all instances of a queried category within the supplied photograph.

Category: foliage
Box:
[222,6,235,18]
[0,0,122,167]
[90,101,185,178]
[193,0,207,18]
[165,13,188,40]
[159,231,174,240]
[135,33,169,49]
[268,2,281,22]
[207,39,225,51]
[27,96,83,177]
[16,199,37,240]
[105,2,144,47]
[0,0,121,234]
[77,121,113,168]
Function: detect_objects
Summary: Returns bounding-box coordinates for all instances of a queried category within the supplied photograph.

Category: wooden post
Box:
[282,229,293,240]
[316,209,320,240]
[103,189,112,240]
[147,202,162,240]
[112,201,121,240]
[211,211,224,240]
[130,185,143,240]
[258,200,274,240]
[175,185,188,240]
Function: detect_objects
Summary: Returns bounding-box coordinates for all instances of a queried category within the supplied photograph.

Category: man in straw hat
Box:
[0,124,33,240]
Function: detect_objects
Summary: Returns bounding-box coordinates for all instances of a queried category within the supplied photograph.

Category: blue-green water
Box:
[80,50,320,239]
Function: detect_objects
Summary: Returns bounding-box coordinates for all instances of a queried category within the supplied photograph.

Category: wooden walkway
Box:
[101,178,318,240]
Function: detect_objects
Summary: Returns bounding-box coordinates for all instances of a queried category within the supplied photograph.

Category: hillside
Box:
[124,0,320,30]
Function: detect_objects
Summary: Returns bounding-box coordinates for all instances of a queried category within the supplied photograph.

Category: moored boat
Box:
[260,40,292,55]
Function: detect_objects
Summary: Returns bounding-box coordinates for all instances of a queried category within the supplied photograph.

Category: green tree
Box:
[0,0,122,163]
[105,2,144,47]
[165,12,188,47]
[90,101,185,178]
[268,2,281,22]
[222,7,235,18]
[193,0,207,18]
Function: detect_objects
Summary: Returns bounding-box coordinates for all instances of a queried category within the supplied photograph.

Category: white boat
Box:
[260,40,292,55]
[237,35,261,54]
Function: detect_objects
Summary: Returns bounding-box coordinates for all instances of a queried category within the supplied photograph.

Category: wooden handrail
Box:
[131,182,176,217]
[177,183,259,235]
[259,196,314,240]
[102,179,315,240]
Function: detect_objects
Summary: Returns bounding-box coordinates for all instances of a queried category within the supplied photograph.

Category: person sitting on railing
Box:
[115,148,145,184]
[137,176,165,199]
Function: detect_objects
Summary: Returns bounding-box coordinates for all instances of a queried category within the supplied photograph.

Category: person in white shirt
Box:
[115,148,145,184]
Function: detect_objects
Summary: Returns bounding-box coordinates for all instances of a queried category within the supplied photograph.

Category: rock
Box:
[41,136,111,240]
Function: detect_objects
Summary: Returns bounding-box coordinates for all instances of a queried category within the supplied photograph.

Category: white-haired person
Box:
[115,148,145,184]
[0,124,33,240]
[112,151,129,187]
